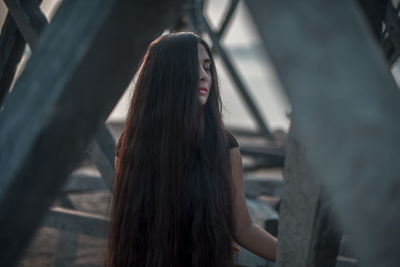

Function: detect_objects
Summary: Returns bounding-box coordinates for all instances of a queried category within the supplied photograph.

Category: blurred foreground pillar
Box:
[246,0,400,266]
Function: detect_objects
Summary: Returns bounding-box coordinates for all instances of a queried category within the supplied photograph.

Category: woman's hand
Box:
[232,241,240,254]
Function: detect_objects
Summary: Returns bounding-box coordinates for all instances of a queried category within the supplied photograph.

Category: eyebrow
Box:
[203,59,211,64]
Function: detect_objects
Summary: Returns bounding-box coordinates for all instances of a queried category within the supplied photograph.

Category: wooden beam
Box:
[246,0,400,266]
[5,0,117,194]
[4,0,47,49]
[62,173,108,193]
[0,0,181,265]
[276,129,341,267]
[240,146,284,158]
[0,14,25,105]
[383,1,400,64]
[202,17,274,140]
[87,124,116,190]
[53,230,78,266]
[244,177,283,198]
[356,0,387,41]
[218,0,239,38]
[43,207,108,239]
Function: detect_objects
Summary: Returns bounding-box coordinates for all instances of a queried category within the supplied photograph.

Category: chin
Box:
[198,96,207,106]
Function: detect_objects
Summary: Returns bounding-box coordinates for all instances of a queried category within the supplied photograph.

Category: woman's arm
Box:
[230,147,278,262]
[115,155,120,170]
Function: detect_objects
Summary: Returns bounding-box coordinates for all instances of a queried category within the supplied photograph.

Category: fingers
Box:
[232,242,241,254]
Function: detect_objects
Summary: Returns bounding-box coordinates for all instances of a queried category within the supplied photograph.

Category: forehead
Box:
[198,43,210,63]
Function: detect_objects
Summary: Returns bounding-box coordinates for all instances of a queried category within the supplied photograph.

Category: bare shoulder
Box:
[229,147,241,159]
[229,147,243,181]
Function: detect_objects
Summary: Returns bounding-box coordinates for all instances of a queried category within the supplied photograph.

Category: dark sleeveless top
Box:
[115,131,238,157]
[227,131,239,149]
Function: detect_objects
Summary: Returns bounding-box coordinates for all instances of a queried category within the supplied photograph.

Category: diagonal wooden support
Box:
[246,0,400,266]
[202,18,273,139]
[87,124,116,190]
[0,0,181,265]
[356,0,387,41]
[217,0,239,38]
[383,1,400,64]
[0,14,25,105]
[0,0,46,106]
[4,0,48,49]
[3,0,118,195]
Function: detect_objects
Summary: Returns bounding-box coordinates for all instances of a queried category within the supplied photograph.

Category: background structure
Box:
[0,0,399,266]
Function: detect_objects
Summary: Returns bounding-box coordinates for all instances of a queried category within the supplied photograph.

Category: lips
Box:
[199,86,208,95]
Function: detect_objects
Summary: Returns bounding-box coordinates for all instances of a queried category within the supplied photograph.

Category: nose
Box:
[199,66,208,81]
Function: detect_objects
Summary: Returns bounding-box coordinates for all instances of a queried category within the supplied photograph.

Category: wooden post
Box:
[277,126,341,267]
[246,0,400,266]
[0,14,25,104]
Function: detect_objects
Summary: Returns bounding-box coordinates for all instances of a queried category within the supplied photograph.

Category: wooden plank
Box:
[275,129,340,267]
[244,177,283,198]
[218,0,239,37]
[62,173,108,193]
[229,127,264,137]
[273,134,360,264]
[246,0,400,266]
[0,0,181,265]
[58,195,76,210]
[0,14,25,105]
[87,124,116,190]
[356,0,386,41]
[53,230,78,266]
[43,207,108,239]
[240,146,284,158]
[336,257,359,267]
[338,235,358,259]
[0,0,46,105]
[5,0,117,195]
[4,0,47,48]
[383,1,400,64]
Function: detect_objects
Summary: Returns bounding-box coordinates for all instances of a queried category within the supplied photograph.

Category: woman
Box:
[106,32,277,267]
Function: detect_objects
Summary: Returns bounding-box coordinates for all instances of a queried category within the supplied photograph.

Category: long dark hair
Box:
[106,32,234,267]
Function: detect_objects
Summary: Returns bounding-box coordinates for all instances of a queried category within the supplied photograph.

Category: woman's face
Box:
[198,43,212,106]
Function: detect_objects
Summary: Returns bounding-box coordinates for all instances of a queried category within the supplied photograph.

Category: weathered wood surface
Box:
[0,0,182,265]
[246,0,400,266]
[240,146,284,170]
[62,173,108,193]
[275,128,340,267]
[87,124,116,190]
[43,207,108,239]
[356,0,386,41]
[383,1,400,64]
[0,14,25,105]
[217,0,239,38]
[53,229,78,267]
[244,177,283,198]
[5,0,117,196]
[4,0,47,49]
